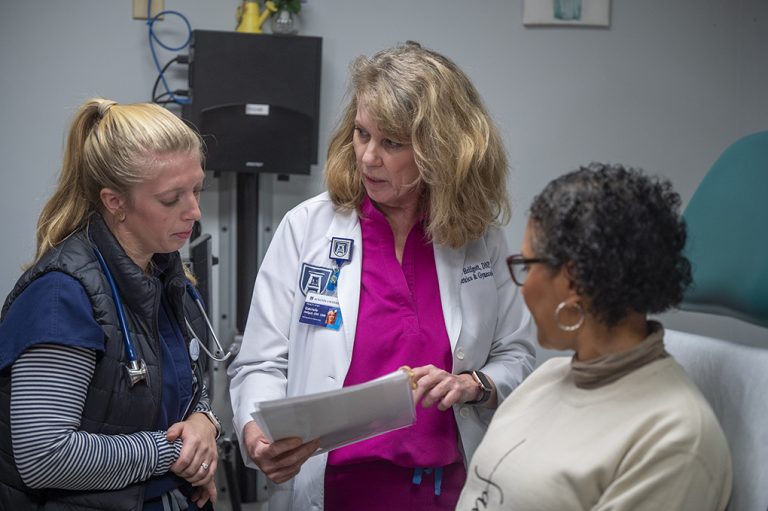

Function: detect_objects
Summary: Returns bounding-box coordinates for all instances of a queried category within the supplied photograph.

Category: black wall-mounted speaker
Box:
[182,30,322,174]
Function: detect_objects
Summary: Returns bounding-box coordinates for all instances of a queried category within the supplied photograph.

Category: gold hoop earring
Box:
[555,301,584,332]
[115,209,126,223]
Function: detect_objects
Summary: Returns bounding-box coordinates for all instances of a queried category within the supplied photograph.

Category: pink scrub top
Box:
[327,197,462,468]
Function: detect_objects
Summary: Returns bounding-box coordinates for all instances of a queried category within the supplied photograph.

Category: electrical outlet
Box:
[133,0,164,20]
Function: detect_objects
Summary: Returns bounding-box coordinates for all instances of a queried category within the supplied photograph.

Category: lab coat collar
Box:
[434,243,465,352]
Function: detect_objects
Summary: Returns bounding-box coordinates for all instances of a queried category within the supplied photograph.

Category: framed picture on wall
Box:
[523,0,611,27]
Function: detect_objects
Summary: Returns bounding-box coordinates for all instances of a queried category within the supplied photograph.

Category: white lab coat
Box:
[228,192,536,511]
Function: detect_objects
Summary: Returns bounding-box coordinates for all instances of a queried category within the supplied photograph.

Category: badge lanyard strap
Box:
[326,258,345,294]
[326,238,353,295]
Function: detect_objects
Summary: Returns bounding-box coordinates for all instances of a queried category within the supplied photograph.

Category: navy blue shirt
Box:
[0,272,104,370]
[156,298,194,430]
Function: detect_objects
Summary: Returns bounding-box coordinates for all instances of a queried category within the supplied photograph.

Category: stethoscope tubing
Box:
[93,247,140,363]
[185,284,232,363]
[93,245,231,377]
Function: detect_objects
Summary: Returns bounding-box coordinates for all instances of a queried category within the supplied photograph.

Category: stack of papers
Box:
[251,368,416,454]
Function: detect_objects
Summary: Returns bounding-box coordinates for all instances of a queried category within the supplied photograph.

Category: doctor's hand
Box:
[167,413,219,487]
[190,479,218,508]
[243,421,320,484]
[411,364,485,411]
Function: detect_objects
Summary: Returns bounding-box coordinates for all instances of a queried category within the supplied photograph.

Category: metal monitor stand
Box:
[204,170,273,509]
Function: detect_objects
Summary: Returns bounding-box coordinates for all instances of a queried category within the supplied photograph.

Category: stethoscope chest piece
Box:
[125,359,149,387]
[189,337,200,362]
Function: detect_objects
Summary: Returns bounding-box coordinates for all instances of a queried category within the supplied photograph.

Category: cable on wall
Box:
[146,0,192,105]
[152,55,190,104]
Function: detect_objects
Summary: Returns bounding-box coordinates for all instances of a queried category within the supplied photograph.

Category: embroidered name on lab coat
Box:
[460,260,494,284]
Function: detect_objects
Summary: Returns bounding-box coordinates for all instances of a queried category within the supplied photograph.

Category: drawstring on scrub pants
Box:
[160,489,189,511]
[412,467,443,496]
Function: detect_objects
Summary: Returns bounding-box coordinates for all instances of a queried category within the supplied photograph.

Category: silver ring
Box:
[201,461,209,471]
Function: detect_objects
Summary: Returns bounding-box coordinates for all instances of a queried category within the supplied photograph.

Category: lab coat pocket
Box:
[287,322,350,396]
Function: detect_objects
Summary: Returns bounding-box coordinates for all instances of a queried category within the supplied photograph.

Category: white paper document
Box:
[250,368,416,455]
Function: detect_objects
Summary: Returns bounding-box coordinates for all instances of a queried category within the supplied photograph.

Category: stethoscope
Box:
[93,247,231,387]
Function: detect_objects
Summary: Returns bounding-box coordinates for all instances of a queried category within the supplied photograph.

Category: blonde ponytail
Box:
[35,100,105,261]
[33,98,202,263]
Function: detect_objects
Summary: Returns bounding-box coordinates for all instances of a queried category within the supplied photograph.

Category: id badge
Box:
[299,292,343,330]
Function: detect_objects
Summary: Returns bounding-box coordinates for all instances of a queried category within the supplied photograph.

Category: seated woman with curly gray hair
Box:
[457,163,732,510]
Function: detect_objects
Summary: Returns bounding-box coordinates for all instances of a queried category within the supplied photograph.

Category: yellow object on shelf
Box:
[235,0,276,34]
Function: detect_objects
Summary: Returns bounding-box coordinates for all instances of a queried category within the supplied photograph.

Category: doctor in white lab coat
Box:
[228,41,536,511]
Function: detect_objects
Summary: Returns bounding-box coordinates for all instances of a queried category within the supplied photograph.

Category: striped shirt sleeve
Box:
[10,343,182,490]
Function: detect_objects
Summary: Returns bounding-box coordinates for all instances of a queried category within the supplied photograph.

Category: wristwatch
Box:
[461,370,492,405]
[197,409,222,438]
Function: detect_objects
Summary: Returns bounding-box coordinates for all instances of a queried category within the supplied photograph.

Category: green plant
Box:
[266,0,302,15]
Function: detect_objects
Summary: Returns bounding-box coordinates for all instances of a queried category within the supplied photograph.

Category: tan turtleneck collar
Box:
[570,321,668,389]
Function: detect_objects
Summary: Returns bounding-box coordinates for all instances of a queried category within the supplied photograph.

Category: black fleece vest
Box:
[0,215,209,511]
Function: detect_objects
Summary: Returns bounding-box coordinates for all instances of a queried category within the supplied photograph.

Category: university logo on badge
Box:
[329,237,353,262]
[299,263,333,296]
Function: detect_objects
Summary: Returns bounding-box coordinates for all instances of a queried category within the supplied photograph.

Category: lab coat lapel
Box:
[434,243,465,352]
[325,211,362,359]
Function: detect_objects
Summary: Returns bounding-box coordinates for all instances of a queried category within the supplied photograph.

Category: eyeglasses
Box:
[506,254,551,286]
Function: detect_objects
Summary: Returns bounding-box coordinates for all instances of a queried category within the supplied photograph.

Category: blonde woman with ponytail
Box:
[0,98,220,511]
[228,42,536,511]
